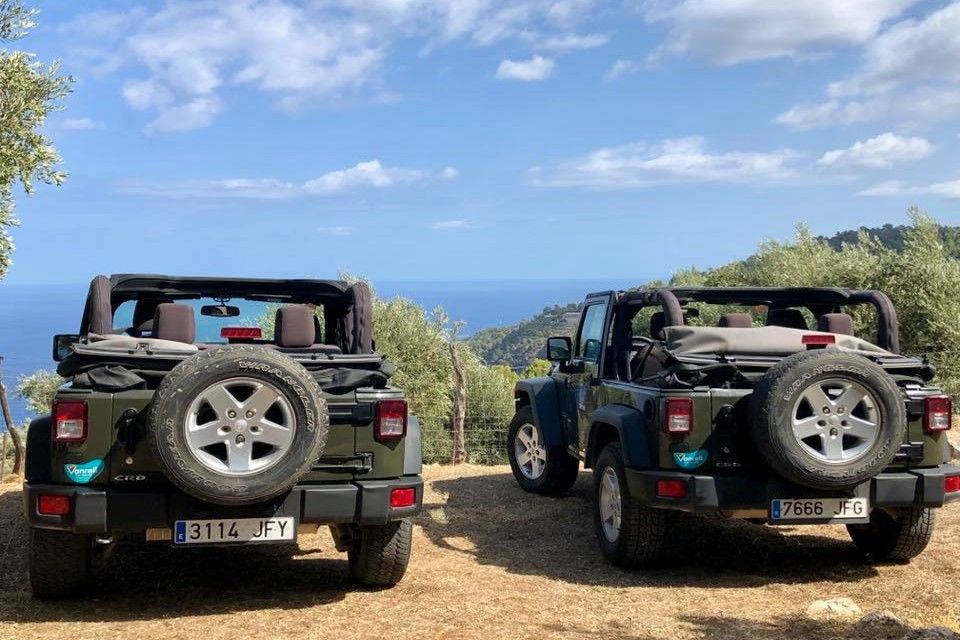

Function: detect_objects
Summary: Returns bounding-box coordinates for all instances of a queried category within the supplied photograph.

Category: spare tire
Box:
[750,349,905,490]
[148,345,329,505]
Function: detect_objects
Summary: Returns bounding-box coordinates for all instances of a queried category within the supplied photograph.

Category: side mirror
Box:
[546,336,572,362]
[53,334,80,362]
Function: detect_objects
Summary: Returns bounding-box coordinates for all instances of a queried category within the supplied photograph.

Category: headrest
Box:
[130,298,173,336]
[275,305,316,348]
[717,313,753,328]
[153,304,195,344]
[649,312,666,340]
[766,308,808,330]
[817,312,853,335]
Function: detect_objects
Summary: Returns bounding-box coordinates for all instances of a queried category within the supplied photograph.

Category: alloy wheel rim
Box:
[790,377,881,464]
[598,467,622,542]
[515,423,546,480]
[184,377,295,476]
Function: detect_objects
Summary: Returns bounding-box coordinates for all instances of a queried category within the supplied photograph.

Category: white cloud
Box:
[777,2,960,129]
[118,160,456,199]
[536,33,608,52]
[816,133,933,169]
[63,117,105,130]
[537,137,800,188]
[604,59,640,81]
[859,178,960,198]
[496,55,556,81]
[643,0,917,65]
[63,1,602,130]
[318,225,355,236]
[429,219,473,230]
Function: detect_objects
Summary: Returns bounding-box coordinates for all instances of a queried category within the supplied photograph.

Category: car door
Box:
[568,294,613,453]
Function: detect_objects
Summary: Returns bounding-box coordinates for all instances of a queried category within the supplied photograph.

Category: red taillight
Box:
[53,401,87,442]
[656,479,688,499]
[390,487,416,508]
[375,399,407,440]
[802,334,836,347]
[664,398,693,435]
[37,494,71,515]
[923,396,952,433]
[220,327,263,340]
[945,475,960,494]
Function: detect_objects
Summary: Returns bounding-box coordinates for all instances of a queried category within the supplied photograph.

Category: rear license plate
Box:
[770,498,869,524]
[173,517,295,545]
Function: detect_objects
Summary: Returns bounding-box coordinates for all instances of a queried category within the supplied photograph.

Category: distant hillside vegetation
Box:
[467,303,581,370]
[820,223,960,257]
[468,220,960,370]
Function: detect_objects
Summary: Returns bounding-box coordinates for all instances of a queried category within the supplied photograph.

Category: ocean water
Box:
[0,278,642,426]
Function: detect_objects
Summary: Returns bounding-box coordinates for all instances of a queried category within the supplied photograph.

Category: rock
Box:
[897,628,960,640]
[854,611,908,639]
[806,597,862,619]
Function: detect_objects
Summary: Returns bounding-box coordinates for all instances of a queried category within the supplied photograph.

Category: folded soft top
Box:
[663,325,892,357]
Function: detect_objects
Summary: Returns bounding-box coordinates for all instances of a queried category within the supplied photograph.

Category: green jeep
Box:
[508,287,959,567]
[24,275,423,598]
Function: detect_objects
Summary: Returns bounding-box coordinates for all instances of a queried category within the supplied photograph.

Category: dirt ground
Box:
[1,464,958,640]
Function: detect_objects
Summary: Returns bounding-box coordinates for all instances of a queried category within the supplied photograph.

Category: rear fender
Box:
[587,405,652,469]
[515,378,567,448]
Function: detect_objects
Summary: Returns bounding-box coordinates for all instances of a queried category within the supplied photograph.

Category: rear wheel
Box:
[507,406,579,495]
[593,442,671,568]
[847,506,935,562]
[348,519,413,587]
[29,528,93,599]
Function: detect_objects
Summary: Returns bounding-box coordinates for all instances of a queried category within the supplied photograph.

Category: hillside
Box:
[469,221,960,370]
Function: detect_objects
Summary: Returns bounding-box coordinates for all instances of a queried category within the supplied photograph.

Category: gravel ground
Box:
[1,463,958,640]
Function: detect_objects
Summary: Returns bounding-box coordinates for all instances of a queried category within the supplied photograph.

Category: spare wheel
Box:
[750,349,906,490]
[148,345,329,505]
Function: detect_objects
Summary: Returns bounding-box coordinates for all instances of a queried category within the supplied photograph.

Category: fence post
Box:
[450,342,467,464]
[1,431,7,479]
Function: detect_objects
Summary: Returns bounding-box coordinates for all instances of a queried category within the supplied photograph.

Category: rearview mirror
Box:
[52,334,80,362]
[546,336,572,362]
[201,305,240,318]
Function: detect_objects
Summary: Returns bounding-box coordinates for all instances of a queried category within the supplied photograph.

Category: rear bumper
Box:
[624,464,960,516]
[23,476,423,534]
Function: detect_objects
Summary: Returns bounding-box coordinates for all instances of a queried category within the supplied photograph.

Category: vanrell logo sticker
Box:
[64,459,104,484]
[672,449,708,470]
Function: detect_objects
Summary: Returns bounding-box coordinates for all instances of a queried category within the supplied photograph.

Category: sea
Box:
[0,278,642,426]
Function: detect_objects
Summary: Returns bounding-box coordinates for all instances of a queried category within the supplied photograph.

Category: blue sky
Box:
[5,0,960,284]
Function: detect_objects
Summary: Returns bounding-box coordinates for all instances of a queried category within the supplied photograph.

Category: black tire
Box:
[25,417,52,483]
[148,345,329,505]
[29,528,93,599]
[349,518,413,587]
[847,506,935,562]
[593,442,671,568]
[750,349,906,490]
[507,405,579,495]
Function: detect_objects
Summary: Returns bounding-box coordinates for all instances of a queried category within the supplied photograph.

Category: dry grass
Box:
[1,465,958,640]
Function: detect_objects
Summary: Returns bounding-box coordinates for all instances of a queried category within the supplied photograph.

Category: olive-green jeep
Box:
[24,275,423,598]
[508,287,958,567]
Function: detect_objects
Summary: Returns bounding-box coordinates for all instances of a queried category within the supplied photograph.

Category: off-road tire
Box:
[507,405,579,495]
[750,349,906,490]
[348,518,413,587]
[593,442,671,568]
[29,528,93,599]
[148,345,329,505]
[847,506,935,562]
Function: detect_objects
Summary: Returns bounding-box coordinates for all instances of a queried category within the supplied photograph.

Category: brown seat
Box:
[766,308,808,330]
[153,303,196,344]
[817,312,853,335]
[274,305,342,354]
[717,313,753,328]
[127,298,173,337]
[630,312,674,380]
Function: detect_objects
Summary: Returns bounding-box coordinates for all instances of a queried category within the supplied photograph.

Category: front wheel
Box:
[593,442,671,568]
[348,519,413,587]
[847,506,935,562]
[29,528,94,599]
[507,406,579,495]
